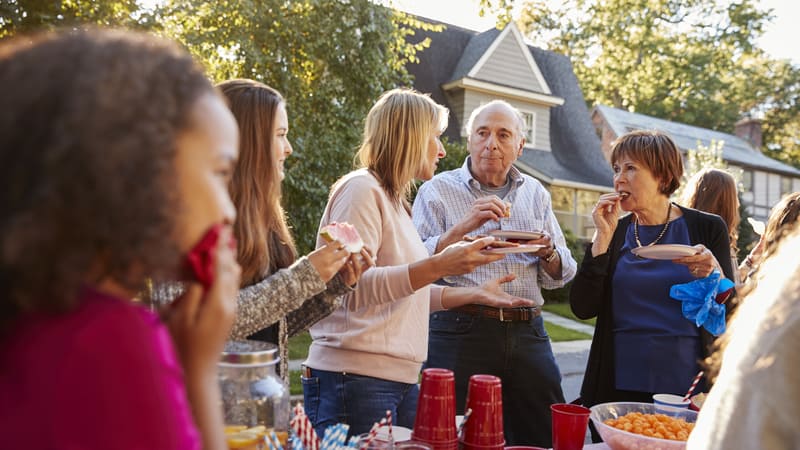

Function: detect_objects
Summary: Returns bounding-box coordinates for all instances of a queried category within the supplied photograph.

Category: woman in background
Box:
[738,191,800,282]
[0,29,240,449]
[304,88,534,436]
[218,79,371,378]
[681,168,741,284]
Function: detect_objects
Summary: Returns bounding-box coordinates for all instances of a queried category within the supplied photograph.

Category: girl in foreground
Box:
[0,29,239,449]
[303,88,534,436]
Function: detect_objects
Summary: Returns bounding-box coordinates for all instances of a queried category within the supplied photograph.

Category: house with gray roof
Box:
[593,105,800,220]
[408,19,613,239]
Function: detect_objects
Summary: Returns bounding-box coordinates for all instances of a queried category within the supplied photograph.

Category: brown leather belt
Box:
[452,304,541,322]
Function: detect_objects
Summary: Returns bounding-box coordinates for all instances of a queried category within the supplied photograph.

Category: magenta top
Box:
[0,287,201,449]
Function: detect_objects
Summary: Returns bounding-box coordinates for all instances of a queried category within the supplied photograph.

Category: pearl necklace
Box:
[634,202,672,247]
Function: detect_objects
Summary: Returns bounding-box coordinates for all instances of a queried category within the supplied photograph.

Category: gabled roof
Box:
[595,105,800,177]
[406,18,613,190]
[449,22,551,95]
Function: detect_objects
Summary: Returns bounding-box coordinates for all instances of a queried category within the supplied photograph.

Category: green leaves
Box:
[159,0,434,253]
[516,0,800,167]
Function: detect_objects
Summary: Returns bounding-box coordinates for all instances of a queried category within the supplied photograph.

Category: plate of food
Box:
[483,244,545,254]
[490,230,545,242]
[630,244,698,260]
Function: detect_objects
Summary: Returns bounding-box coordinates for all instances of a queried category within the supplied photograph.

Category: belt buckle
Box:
[499,308,511,322]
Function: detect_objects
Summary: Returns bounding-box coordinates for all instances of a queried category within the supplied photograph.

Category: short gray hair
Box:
[464,99,526,138]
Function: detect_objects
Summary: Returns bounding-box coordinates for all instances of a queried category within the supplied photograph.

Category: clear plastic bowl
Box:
[590,402,698,450]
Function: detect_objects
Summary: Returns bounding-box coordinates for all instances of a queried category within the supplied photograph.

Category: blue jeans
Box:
[302,368,419,439]
[426,310,564,448]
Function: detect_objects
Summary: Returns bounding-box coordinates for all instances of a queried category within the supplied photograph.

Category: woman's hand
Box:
[167,226,241,374]
[339,247,375,286]
[674,244,722,278]
[436,236,506,277]
[590,193,623,256]
[308,240,352,283]
[473,274,537,308]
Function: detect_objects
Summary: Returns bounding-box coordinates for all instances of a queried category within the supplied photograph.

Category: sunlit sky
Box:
[385,0,800,64]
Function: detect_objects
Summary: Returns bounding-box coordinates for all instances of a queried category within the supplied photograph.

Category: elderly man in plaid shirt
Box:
[412,100,577,448]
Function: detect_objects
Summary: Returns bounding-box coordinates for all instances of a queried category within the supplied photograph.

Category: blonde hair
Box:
[682,168,740,251]
[357,88,448,209]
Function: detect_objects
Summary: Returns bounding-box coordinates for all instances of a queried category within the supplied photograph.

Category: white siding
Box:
[794,178,800,193]
[473,31,545,93]
[459,90,552,151]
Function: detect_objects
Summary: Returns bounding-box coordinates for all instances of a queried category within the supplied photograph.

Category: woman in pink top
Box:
[303,88,535,436]
[0,30,241,449]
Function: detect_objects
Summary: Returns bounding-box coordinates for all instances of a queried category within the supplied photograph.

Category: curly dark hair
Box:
[0,29,215,329]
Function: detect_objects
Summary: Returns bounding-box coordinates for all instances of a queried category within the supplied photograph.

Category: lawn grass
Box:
[542,302,597,326]
[288,331,312,360]
[289,369,302,396]
[543,321,592,341]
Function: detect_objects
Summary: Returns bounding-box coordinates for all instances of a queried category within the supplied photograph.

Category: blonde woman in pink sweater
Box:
[302,88,534,436]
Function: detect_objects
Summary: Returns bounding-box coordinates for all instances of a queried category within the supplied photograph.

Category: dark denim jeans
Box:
[426,310,565,448]
[302,367,419,439]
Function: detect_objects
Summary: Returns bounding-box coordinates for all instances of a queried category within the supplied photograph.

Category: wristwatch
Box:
[543,244,558,263]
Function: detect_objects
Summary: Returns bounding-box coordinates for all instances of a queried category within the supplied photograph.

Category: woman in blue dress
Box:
[570,130,735,418]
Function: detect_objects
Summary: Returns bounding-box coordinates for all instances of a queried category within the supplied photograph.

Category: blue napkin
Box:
[670,270,733,336]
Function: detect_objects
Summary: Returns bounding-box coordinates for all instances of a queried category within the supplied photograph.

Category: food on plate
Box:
[320,221,364,253]
[462,234,519,248]
[604,412,694,441]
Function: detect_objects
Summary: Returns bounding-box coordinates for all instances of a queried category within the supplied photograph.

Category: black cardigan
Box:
[569,205,734,407]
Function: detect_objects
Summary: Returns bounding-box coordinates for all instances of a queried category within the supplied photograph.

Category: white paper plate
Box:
[631,244,698,260]
[489,230,545,241]
[483,244,545,254]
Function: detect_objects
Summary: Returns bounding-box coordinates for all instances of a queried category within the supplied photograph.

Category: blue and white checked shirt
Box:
[412,157,577,305]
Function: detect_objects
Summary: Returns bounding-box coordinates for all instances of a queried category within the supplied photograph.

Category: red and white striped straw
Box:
[683,370,704,402]
[361,421,382,449]
[457,408,472,439]
[385,410,392,441]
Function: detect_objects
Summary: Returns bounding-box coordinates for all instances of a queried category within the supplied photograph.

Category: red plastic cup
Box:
[460,375,505,450]
[412,368,458,448]
[550,403,590,450]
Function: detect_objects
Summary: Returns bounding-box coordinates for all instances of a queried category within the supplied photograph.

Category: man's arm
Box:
[413,181,509,254]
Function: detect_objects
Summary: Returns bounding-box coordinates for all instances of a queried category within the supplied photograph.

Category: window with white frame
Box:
[520,110,535,145]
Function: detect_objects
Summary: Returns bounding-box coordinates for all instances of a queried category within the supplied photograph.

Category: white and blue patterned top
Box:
[412,157,577,305]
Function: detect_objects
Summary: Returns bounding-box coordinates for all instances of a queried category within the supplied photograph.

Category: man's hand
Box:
[435,196,509,252]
